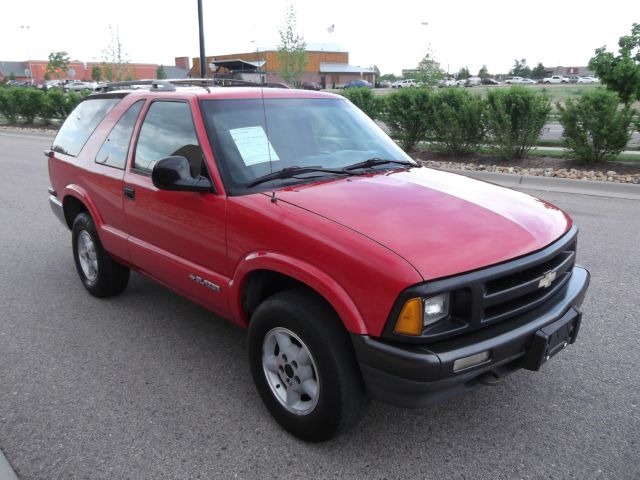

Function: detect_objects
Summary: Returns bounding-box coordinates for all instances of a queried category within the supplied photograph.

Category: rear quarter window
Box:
[52,97,121,157]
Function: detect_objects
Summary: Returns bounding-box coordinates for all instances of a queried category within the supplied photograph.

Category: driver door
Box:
[123,98,230,317]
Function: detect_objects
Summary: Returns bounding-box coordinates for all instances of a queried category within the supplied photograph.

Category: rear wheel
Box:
[72,213,129,297]
[248,290,368,442]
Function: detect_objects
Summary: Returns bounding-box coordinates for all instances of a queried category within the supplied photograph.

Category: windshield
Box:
[200,97,414,194]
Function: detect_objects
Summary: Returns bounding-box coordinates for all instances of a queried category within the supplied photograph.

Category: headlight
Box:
[423,293,450,327]
[393,293,450,336]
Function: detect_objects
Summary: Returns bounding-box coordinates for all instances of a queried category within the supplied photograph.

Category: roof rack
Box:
[93,78,290,93]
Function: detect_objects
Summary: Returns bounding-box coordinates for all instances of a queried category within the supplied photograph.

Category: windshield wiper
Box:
[247,166,356,188]
[342,157,419,171]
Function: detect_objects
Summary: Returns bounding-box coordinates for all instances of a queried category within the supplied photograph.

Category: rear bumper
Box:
[350,266,590,408]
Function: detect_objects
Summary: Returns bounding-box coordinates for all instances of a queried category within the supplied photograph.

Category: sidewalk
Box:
[444,168,640,200]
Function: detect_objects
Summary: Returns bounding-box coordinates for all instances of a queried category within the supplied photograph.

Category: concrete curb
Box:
[0,448,19,480]
[442,169,640,201]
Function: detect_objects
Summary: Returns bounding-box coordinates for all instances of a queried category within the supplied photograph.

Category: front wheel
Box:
[72,213,129,297]
[248,290,368,442]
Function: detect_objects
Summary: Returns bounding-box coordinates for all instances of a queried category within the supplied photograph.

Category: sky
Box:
[1,0,638,76]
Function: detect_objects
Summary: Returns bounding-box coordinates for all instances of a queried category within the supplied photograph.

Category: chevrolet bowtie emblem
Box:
[538,270,557,289]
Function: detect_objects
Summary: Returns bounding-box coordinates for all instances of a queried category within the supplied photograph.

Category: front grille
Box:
[385,226,580,343]
[482,242,576,324]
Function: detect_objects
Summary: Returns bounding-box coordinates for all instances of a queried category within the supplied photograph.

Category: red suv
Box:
[47,80,590,441]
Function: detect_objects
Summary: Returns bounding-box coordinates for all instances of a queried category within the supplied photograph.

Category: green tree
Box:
[91,66,102,82]
[509,58,531,78]
[457,66,470,80]
[45,51,70,79]
[485,86,551,159]
[156,65,167,80]
[478,65,490,79]
[589,23,640,105]
[531,62,546,79]
[557,89,635,162]
[277,4,308,85]
[413,51,445,87]
[379,73,398,82]
[101,25,131,82]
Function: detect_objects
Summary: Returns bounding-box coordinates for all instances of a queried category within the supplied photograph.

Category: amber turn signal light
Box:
[394,297,423,336]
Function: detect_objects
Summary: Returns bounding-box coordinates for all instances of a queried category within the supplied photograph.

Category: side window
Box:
[134,101,203,176]
[52,98,121,157]
[95,100,144,169]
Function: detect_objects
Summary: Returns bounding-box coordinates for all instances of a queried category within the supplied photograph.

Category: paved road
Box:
[1,130,638,479]
[542,122,640,148]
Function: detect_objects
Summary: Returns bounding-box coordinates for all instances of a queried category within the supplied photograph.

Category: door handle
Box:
[123,186,135,200]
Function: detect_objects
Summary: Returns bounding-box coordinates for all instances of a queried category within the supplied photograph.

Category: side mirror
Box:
[152,156,213,193]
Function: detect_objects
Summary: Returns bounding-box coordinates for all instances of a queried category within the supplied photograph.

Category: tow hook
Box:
[478,371,505,386]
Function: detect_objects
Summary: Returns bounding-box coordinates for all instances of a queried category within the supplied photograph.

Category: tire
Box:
[248,289,368,442]
[71,212,129,297]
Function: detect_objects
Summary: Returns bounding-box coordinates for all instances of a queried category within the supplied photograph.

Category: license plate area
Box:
[521,308,582,371]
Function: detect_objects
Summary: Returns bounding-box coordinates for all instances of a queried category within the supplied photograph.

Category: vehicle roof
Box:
[88,86,341,101]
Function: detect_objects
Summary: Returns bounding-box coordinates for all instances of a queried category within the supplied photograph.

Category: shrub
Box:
[42,89,83,122]
[0,88,21,124]
[485,86,551,159]
[19,88,46,123]
[557,89,635,163]
[382,88,432,150]
[341,87,383,120]
[428,88,485,156]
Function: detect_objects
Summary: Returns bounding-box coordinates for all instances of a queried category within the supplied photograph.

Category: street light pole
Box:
[20,25,32,85]
[197,0,206,78]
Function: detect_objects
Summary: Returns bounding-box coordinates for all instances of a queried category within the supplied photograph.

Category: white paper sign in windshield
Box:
[229,126,280,166]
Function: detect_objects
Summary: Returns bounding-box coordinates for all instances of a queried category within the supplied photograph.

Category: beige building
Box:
[190,43,375,88]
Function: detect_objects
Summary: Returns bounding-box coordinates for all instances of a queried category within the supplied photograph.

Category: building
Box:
[0,58,189,83]
[189,43,375,88]
[549,66,595,76]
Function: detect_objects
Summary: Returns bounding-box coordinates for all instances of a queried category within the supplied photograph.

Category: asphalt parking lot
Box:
[0,129,638,479]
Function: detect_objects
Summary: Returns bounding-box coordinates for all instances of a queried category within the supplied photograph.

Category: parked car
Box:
[481,78,500,85]
[46,79,590,442]
[64,80,98,92]
[302,81,321,91]
[543,75,569,84]
[465,76,482,87]
[455,79,467,87]
[4,79,29,87]
[42,79,63,90]
[567,75,581,83]
[577,76,599,84]
[343,79,372,89]
[392,79,417,88]
[520,78,537,85]
[437,78,456,87]
[378,80,392,88]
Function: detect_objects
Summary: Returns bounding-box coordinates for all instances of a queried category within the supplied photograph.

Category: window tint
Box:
[134,101,203,176]
[52,98,120,157]
[95,100,144,169]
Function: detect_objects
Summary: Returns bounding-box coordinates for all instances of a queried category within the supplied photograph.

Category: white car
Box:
[437,78,456,87]
[455,79,467,87]
[520,78,537,84]
[577,76,599,84]
[543,75,569,84]
[504,76,524,84]
[64,80,98,92]
[392,79,418,88]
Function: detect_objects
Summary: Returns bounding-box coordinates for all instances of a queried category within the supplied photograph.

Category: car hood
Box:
[275,167,571,280]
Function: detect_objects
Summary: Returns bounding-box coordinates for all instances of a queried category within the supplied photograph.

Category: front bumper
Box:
[351,266,590,408]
